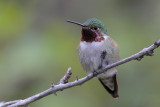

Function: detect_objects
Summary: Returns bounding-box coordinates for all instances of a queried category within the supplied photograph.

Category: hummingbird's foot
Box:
[93,70,99,76]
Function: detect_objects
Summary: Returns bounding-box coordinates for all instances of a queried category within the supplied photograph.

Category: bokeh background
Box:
[0,0,160,107]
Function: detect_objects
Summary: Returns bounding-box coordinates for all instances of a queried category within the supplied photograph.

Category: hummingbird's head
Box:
[66,18,108,42]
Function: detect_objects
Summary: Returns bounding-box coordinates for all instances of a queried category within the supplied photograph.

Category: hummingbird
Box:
[66,18,119,98]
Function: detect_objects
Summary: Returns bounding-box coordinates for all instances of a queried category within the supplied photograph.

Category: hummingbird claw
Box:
[93,71,99,76]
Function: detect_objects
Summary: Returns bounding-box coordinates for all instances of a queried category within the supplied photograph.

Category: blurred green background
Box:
[0,0,160,107]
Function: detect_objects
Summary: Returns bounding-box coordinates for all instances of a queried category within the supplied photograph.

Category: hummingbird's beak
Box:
[66,20,86,27]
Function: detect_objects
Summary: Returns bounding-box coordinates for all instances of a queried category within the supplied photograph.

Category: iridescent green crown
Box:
[83,18,108,35]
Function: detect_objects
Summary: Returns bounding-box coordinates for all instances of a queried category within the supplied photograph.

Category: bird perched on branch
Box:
[67,18,119,98]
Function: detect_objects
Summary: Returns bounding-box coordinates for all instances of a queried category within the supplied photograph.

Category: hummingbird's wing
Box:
[105,37,120,62]
[98,37,119,98]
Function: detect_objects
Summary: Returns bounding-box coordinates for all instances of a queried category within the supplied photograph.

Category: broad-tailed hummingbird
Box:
[67,18,119,98]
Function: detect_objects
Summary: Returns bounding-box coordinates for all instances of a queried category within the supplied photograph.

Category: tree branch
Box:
[59,67,72,84]
[1,40,160,107]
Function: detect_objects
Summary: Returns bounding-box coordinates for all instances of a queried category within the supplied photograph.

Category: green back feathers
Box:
[83,18,108,35]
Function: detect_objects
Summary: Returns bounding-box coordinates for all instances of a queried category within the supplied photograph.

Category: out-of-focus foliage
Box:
[0,0,160,107]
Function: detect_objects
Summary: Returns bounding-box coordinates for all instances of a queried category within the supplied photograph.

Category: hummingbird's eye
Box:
[93,27,99,30]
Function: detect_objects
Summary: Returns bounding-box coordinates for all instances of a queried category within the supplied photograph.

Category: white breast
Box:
[78,40,105,73]
[78,36,117,77]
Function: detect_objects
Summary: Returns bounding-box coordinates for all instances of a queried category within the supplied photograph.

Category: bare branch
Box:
[59,67,72,84]
[1,40,160,107]
[0,100,21,107]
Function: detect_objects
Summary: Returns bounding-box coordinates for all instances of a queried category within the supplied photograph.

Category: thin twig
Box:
[59,67,72,84]
[1,40,160,107]
[0,100,22,107]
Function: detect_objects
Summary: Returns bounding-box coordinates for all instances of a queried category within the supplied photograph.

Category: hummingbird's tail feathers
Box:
[98,74,119,98]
